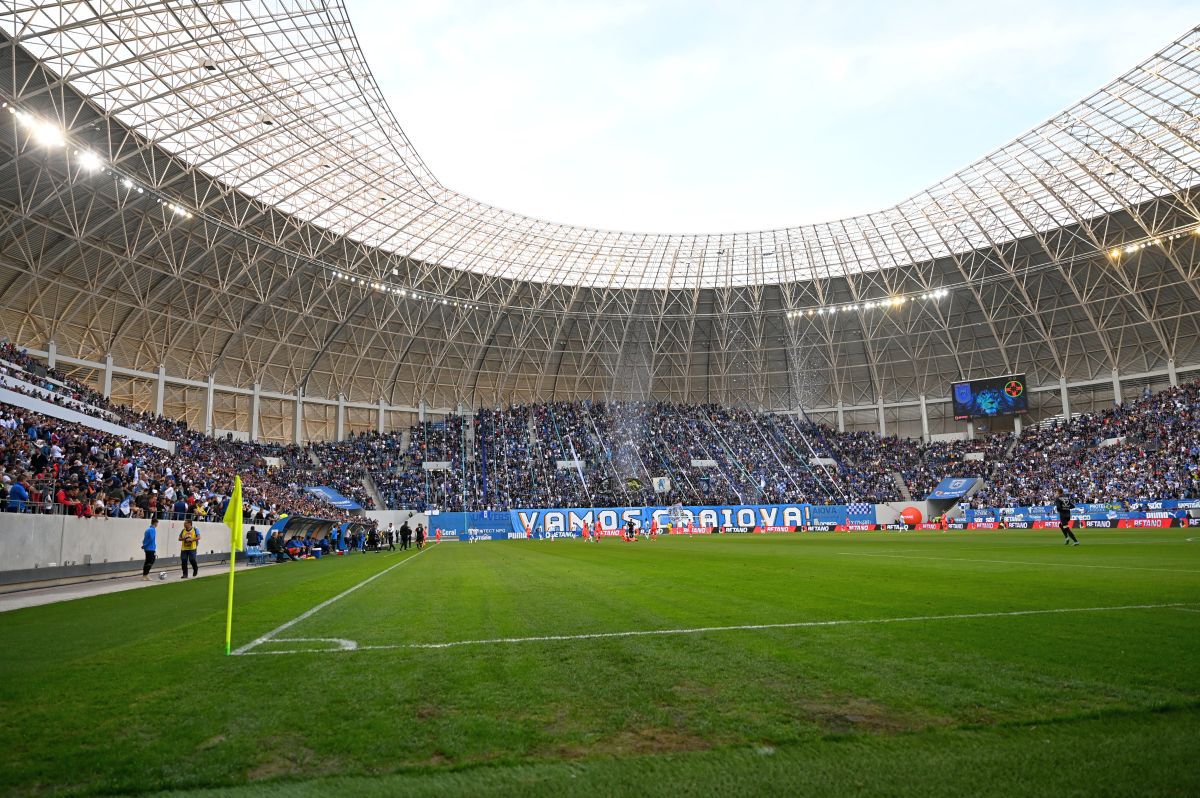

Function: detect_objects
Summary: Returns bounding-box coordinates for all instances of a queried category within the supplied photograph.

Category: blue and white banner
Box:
[427,503,878,541]
[304,486,362,511]
[928,477,980,500]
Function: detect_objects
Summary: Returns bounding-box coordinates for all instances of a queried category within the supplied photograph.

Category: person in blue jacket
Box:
[141,519,157,580]
[6,477,29,512]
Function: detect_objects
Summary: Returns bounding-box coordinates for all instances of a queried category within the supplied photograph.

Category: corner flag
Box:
[223,475,243,655]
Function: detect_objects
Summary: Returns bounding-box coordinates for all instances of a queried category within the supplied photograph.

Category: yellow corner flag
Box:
[223,475,244,655]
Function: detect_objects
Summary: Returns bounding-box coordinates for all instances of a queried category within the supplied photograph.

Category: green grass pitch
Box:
[2,529,1199,796]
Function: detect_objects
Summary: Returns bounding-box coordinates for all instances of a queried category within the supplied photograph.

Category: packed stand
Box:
[972,380,1200,507]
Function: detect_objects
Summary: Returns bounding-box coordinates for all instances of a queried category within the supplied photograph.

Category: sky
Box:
[345,0,1196,233]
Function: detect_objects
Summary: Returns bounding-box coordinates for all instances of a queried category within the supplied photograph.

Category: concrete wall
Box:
[364,509,430,529]
[876,501,933,524]
[0,514,231,585]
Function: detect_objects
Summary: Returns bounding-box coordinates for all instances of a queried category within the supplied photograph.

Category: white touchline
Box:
[231,544,434,656]
[232,602,1195,656]
[837,552,1200,574]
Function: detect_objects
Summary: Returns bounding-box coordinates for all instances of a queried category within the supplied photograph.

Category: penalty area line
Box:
[235,602,1195,656]
[231,544,435,656]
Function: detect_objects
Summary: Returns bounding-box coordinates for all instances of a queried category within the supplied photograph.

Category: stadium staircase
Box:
[891,472,912,501]
[362,473,385,510]
[1004,434,1020,457]
[308,449,322,467]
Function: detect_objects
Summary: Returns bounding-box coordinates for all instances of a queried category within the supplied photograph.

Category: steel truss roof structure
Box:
[0,3,1198,420]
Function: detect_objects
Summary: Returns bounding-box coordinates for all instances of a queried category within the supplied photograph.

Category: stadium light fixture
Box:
[76,150,102,171]
[33,120,65,148]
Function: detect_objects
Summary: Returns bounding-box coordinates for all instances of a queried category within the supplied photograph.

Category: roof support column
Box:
[419,400,426,424]
[877,397,886,436]
[336,394,345,441]
[1111,368,1122,406]
[102,353,113,399]
[250,383,260,443]
[1060,377,1070,420]
[155,365,165,416]
[1168,358,1178,387]
[1013,414,1023,436]
[836,401,845,433]
[377,397,385,434]
[203,375,215,436]
[966,420,975,440]
[46,340,56,370]
[294,389,303,446]
[919,394,930,443]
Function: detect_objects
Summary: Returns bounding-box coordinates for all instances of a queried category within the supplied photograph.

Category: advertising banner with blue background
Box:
[963,499,1198,523]
[429,503,878,541]
[305,485,362,510]
[928,477,980,500]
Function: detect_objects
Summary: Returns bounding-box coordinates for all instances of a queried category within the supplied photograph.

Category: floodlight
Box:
[77,150,102,171]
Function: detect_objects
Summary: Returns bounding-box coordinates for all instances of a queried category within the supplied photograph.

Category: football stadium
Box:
[0,3,1199,795]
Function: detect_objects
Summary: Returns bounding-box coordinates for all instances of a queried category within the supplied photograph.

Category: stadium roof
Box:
[3,3,1199,290]
[0,5,1198,418]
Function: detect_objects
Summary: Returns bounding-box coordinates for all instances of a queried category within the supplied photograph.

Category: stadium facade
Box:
[0,4,1198,443]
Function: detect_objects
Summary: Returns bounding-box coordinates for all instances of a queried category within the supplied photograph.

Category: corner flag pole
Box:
[223,475,244,655]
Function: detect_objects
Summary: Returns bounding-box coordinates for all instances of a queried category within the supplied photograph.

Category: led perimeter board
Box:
[951,374,1028,421]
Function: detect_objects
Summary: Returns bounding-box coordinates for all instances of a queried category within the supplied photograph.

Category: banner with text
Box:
[426,503,878,541]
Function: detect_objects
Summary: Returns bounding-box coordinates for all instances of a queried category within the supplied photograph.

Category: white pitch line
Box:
[231,544,434,656]
[234,602,1194,656]
[837,552,1200,574]
[1172,606,1200,614]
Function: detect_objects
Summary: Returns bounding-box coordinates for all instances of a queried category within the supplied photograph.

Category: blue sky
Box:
[345,0,1196,233]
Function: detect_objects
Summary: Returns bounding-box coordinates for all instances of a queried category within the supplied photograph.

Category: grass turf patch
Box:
[0,530,1197,796]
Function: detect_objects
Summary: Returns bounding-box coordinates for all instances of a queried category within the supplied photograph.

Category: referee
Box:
[1054,489,1080,546]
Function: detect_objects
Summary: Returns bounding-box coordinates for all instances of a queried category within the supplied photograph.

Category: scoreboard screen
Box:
[951,374,1028,421]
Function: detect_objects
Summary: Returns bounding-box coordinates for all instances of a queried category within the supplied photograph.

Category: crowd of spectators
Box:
[0,343,354,521]
[337,386,1199,511]
[338,401,1018,511]
[972,380,1200,506]
[3,342,1197,516]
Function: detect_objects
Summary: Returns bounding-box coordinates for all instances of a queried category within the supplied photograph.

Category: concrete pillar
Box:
[1111,368,1122,406]
[836,401,845,433]
[46,340,57,369]
[377,397,385,434]
[336,394,346,441]
[919,394,930,442]
[1168,358,1178,387]
[419,400,426,424]
[154,365,165,416]
[293,389,303,445]
[1059,376,1070,419]
[1013,413,1023,435]
[203,375,215,436]
[966,419,976,440]
[102,353,113,398]
[877,397,886,436]
[250,383,261,443]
